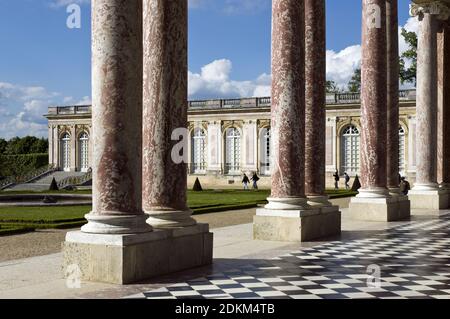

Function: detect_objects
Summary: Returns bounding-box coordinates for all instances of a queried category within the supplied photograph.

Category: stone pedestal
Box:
[254,0,340,243]
[63,0,212,285]
[348,0,404,221]
[64,224,213,284]
[409,188,450,210]
[348,196,409,222]
[254,207,341,242]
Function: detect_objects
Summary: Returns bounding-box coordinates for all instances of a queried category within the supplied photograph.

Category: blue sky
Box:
[0,0,417,138]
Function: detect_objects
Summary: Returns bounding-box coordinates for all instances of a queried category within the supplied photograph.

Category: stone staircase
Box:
[5,171,87,192]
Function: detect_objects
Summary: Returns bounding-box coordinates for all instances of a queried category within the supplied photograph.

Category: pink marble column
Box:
[358,0,389,198]
[412,5,440,190]
[305,0,329,206]
[266,0,307,210]
[82,0,151,234]
[386,0,401,194]
[143,0,196,227]
[437,19,450,188]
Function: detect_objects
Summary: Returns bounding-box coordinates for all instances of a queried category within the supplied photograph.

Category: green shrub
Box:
[0,153,48,177]
[193,178,203,192]
[49,178,59,191]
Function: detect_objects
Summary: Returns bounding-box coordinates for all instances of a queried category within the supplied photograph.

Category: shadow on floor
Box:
[77,212,450,299]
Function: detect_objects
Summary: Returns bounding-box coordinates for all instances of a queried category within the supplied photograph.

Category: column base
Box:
[307,195,333,207]
[145,209,197,228]
[253,206,341,242]
[348,196,410,222]
[408,188,450,210]
[81,213,153,234]
[63,224,213,284]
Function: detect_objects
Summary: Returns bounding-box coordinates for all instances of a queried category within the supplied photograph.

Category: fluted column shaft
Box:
[415,8,439,189]
[82,0,151,234]
[305,0,328,205]
[386,0,401,192]
[266,0,306,210]
[143,0,196,227]
[359,0,389,197]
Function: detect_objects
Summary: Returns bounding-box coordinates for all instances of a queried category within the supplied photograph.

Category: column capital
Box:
[410,1,450,20]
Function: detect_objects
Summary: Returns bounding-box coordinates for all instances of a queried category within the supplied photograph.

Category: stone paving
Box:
[130,211,450,299]
[1,208,449,299]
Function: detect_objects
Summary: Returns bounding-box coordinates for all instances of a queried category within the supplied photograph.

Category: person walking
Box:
[333,170,340,190]
[400,176,411,195]
[242,173,250,190]
[251,172,260,190]
[344,172,351,190]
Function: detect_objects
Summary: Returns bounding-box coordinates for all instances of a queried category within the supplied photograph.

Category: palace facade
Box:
[45,89,418,188]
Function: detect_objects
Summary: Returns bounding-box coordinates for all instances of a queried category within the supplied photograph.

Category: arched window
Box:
[260,128,271,175]
[399,126,406,174]
[341,125,360,175]
[225,128,241,175]
[79,132,89,172]
[60,132,71,172]
[191,128,206,174]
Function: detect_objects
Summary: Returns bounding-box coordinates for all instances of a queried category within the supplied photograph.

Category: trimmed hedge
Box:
[193,203,259,215]
[0,225,36,236]
[0,153,48,178]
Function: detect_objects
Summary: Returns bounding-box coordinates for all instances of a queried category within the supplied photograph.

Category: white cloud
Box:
[326,45,361,89]
[324,17,419,90]
[75,96,92,105]
[188,59,270,99]
[0,82,87,139]
[187,49,360,99]
[0,82,52,138]
[63,96,74,103]
[399,16,419,68]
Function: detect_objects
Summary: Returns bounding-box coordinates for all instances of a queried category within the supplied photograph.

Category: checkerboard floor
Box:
[128,213,450,299]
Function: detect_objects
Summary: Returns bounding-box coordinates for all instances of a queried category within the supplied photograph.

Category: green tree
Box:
[399,28,417,86]
[5,137,21,155]
[347,68,361,93]
[0,138,7,154]
[30,138,48,154]
[4,136,48,155]
[21,136,39,153]
[326,80,341,93]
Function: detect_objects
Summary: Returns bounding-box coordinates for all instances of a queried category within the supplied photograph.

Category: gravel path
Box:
[0,208,257,263]
[0,229,69,263]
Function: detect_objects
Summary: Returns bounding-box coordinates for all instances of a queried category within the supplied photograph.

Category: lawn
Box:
[0,206,92,223]
[0,189,357,234]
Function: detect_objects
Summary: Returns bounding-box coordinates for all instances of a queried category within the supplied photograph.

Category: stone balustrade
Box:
[48,89,416,116]
[47,105,92,115]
